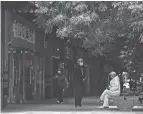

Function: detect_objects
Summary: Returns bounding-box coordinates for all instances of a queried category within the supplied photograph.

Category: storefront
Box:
[8,49,35,103]
[2,11,46,105]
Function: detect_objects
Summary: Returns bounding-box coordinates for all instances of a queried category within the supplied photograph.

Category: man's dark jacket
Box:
[73,65,85,85]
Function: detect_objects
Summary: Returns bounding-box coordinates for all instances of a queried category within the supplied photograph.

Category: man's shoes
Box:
[75,105,83,109]
[75,106,79,109]
[57,101,63,104]
[57,101,60,104]
[79,106,83,109]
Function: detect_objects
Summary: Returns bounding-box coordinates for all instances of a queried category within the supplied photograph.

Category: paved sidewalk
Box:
[1,105,143,114]
[1,97,143,114]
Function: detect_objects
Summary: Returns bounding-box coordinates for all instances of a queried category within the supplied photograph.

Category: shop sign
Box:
[12,20,35,43]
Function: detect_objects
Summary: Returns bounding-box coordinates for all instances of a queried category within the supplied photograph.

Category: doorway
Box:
[24,53,34,101]
[8,49,24,103]
[8,48,35,103]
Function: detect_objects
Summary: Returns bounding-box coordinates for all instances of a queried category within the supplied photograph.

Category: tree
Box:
[31,1,118,56]
[31,1,143,74]
[114,1,143,74]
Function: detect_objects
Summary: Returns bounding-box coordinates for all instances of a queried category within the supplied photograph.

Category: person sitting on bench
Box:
[100,71,121,108]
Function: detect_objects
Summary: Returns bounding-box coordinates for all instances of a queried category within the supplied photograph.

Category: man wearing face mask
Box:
[73,58,86,109]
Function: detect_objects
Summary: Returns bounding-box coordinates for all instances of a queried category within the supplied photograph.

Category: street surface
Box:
[1,97,143,114]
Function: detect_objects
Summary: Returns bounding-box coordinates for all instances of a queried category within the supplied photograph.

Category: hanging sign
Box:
[12,20,35,43]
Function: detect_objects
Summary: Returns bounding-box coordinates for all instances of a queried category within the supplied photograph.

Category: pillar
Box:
[42,56,45,98]
[22,52,26,102]
[4,11,11,104]
[1,10,5,108]
[33,56,38,100]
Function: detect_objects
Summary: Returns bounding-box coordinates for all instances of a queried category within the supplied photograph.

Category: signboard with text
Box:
[12,20,35,44]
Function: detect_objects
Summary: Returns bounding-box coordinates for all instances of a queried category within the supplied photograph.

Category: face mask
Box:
[79,62,83,66]
[58,71,61,74]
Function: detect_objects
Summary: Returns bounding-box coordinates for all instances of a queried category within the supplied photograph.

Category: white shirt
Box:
[123,82,130,88]
[109,76,120,92]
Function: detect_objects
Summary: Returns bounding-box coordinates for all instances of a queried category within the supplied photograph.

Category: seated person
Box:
[129,79,133,90]
[100,71,121,108]
[122,79,130,93]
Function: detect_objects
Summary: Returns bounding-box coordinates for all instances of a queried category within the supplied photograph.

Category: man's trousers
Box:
[74,82,84,107]
[57,87,64,103]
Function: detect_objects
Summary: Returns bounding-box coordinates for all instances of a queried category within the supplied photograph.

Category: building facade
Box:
[1,11,50,108]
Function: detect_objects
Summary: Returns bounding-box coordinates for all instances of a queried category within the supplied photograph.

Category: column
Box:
[37,56,40,99]
[15,53,21,103]
[43,56,45,98]
[7,49,12,103]
[4,11,11,104]
[39,56,42,99]
[33,56,36,99]
[22,51,26,102]
[19,53,23,103]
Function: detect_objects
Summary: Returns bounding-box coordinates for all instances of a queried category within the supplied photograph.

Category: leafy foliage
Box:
[31,1,143,73]
[31,1,117,56]
[114,1,143,74]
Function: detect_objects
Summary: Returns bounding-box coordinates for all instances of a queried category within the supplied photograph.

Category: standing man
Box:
[73,58,86,109]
